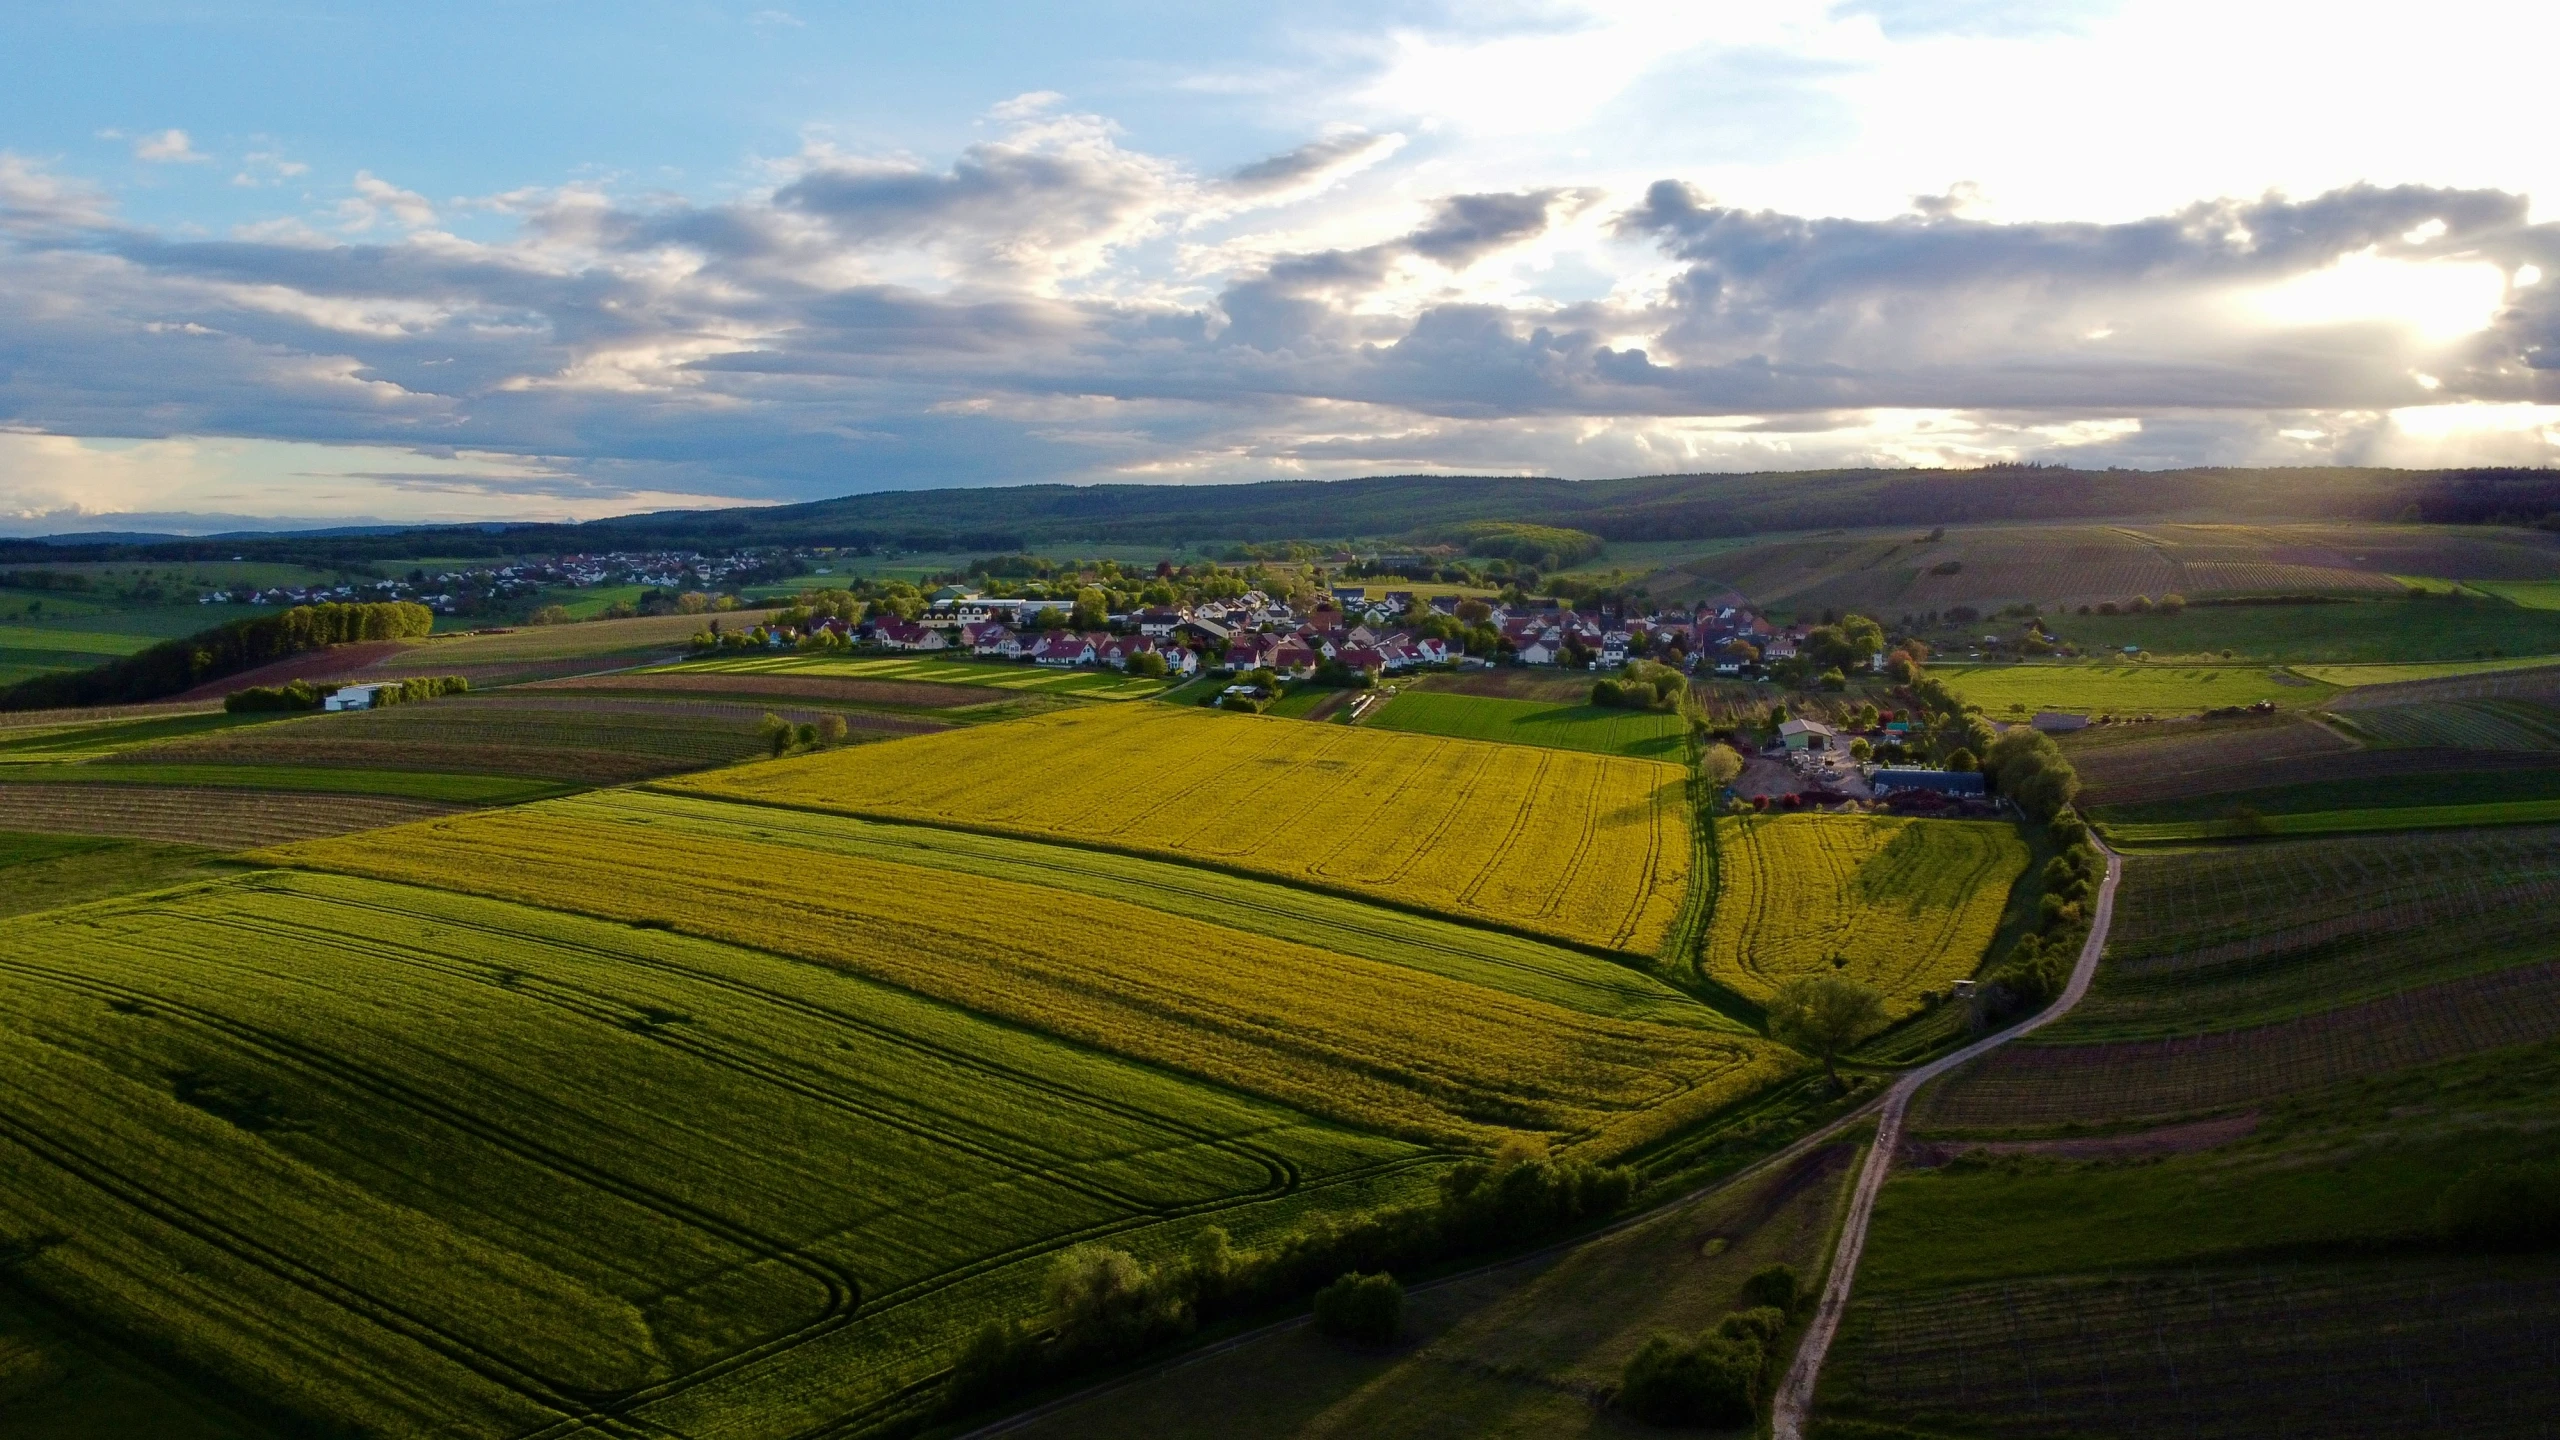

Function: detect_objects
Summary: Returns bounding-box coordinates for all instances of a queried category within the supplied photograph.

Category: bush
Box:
[1743,1264,1803,1314]
[224,680,322,712]
[2436,1162,2560,1251]
[527,604,573,626]
[1312,1271,1404,1345]
[1617,1306,1785,1426]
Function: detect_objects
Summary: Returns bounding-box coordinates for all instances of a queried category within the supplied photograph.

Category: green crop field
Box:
[1363,689,1690,760]
[2465,579,2560,609]
[2052,596,2560,664]
[660,651,1177,699]
[2093,767,2560,830]
[2321,696,2560,749]
[0,870,1436,1437]
[2103,796,2560,843]
[263,800,1796,1155]
[0,829,230,919]
[1917,828,2560,1131]
[1934,662,2335,718]
[2292,654,2560,686]
[1824,1039,2560,1440]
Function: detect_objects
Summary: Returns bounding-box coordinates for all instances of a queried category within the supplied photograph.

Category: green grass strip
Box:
[2104,797,2560,844]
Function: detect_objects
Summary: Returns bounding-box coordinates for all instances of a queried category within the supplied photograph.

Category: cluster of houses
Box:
[835,584,1816,680]
[203,548,777,616]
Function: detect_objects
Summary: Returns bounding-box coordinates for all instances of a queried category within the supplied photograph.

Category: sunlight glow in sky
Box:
[4,0,2559,531]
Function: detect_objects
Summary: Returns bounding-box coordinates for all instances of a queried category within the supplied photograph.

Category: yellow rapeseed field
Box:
[665,703,1695,956]
[1705,813,2028,1018]
[262,806,1795,1154]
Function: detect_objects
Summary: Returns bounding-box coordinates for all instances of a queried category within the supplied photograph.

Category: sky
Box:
[5,0,2560,533]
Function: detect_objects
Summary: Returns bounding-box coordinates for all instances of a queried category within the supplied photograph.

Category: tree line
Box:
[0,602,433,711]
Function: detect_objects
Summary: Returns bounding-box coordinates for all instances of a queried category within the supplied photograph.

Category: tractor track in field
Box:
[1769,838,2122,1440]
[0,880,1457,1439]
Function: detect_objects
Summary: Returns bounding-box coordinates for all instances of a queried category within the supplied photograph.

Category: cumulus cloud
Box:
[132,129,209,164]
[3,124,2560,522]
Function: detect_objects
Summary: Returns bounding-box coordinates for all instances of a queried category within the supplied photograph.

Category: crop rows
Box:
[1820,1257,2560,1439]
[0,782,463,847]
[2077,827,2560,1032]
[524,671,1014,709]
[668,704,1696,957]
[2176,560,2405,595]
[1903,557,2187,605]
[668,653,1172,701]
[265,803,1793,1153]
[537,790,1731,1031]
[0,871,1428,1436]
[2069,717,2357,805]
[2326,697,2560,751]
[1703,813,2026,1018]
[123,695,878,783]
[1913,960,2560,1129]
[2310,658,2560,699]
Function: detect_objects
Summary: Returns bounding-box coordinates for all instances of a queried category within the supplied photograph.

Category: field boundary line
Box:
[1769,836,2123,1440]
[953,1092,1892,1440]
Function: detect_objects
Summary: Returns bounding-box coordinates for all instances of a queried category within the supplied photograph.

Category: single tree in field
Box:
[1701,743,1744,791]
[1766,973,1885,1091]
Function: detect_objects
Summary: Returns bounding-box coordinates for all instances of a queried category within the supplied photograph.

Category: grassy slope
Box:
[1364,689,1689,761]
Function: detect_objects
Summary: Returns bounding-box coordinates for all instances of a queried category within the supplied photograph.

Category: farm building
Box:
[1779,718,1837,752]
[2032,711,2091,733]
[1870,768,1988,796]
[324,683,394,712]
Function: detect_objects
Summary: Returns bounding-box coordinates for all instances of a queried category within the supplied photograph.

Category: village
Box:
[692,579,2042,819]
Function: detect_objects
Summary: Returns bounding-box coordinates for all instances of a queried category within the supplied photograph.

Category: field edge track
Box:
[1768,839,2123,1440]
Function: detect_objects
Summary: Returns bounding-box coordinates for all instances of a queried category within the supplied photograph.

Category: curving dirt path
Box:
[1770,839,2123,1440]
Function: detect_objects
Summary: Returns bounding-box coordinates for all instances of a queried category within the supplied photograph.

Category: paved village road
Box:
[1770,839,2125,1440]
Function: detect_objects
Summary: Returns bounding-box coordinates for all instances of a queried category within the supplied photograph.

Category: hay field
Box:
[0,870,1429,1437]
[1704,814,2028,1018]
[669,704,1698,957]
[264,803,1791,1154]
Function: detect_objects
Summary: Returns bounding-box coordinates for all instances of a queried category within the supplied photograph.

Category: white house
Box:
[324,683,393,712]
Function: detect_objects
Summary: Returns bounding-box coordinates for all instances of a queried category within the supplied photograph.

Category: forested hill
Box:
[14,464,2560,564]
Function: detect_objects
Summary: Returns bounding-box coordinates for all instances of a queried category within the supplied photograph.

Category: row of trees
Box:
[0,602,433,711]
[223,673,468,714]
[944,1145,1635,1421]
